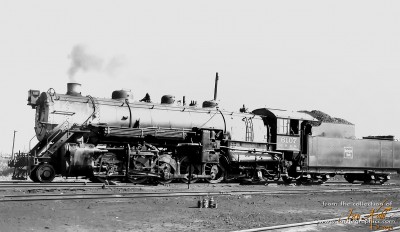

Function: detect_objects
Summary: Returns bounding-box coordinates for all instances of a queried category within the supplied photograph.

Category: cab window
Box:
[277,118,299,135]
[277,118,289,135]
[290,120,299,135]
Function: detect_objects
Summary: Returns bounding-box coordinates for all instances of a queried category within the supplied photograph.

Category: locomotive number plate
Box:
[276,135,300,151]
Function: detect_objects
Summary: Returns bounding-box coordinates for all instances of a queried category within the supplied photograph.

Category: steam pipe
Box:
[214,72,219,101]
[125,99,132,128]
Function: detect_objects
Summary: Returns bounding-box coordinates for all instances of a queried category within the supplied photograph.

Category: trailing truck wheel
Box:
[35,163,56,183]
[204,163,225,184]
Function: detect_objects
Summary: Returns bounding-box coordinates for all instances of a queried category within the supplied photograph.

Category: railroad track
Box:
[233,210,400,232]
[1,186,399,202]
[0,181,147,189]
[0,180,395,188]
[0,180,395,187]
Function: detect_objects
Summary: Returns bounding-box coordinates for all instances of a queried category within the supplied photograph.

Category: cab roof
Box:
[252,108,318,121]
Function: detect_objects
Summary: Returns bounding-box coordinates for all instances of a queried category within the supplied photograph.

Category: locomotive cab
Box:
[252,108,318,160]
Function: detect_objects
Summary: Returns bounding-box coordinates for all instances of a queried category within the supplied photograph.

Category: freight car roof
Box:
[252,108,319,121]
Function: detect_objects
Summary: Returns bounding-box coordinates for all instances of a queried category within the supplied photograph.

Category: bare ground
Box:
[0,176,399,232]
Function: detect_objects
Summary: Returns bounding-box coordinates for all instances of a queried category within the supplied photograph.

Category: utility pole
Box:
[11,130,17,160]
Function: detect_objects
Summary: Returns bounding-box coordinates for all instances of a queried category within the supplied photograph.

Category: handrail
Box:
[81,95,97,127]
[28,134,37,152]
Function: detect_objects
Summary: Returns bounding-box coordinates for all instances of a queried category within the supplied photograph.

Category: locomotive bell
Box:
[112,90,133,100]
[66,83,82,96]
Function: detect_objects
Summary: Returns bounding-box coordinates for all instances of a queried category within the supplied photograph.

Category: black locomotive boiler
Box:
[22,79,400,184]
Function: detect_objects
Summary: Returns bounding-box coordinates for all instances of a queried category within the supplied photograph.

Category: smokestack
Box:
[214,72,219,101]
[67,83,82,96]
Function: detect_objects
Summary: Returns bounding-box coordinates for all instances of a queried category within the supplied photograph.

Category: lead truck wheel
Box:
[35,163,56,183]
[29,167,39,182]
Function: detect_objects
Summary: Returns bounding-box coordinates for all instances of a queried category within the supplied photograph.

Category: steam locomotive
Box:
[22,77,400,184]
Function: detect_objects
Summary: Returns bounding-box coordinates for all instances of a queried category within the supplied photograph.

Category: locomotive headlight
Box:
[27,89,40,108]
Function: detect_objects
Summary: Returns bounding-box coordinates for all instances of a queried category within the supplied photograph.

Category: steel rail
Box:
[2,190,260,198]
[232,209,400,232]
[0,182,102,185]
[0,183,396,192]
[1,187,399,202]
[4,187,400,198]
[0,183,146,189]
[0,186,143,189]
[0,180,393,186]
[0,184,103,187]
[0,181,397,189]
[0,192,236,202]
[0,179,396,188]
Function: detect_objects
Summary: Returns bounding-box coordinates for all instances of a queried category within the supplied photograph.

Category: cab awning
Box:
[252,108,318,121]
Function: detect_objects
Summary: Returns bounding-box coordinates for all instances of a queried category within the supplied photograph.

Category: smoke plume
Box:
[67,44,127,82]
[68,44,104,81]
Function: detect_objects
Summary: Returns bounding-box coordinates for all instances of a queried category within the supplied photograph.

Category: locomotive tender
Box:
[24,79,400,184]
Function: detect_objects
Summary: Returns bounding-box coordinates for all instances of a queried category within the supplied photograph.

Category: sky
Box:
[0,0,399,154]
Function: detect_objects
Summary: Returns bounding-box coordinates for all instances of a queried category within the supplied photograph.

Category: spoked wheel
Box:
[128,157,150,184]
[35,163,56,183]
[204,163,225,184]
[156,162,174,184]
[179,156,200,183]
